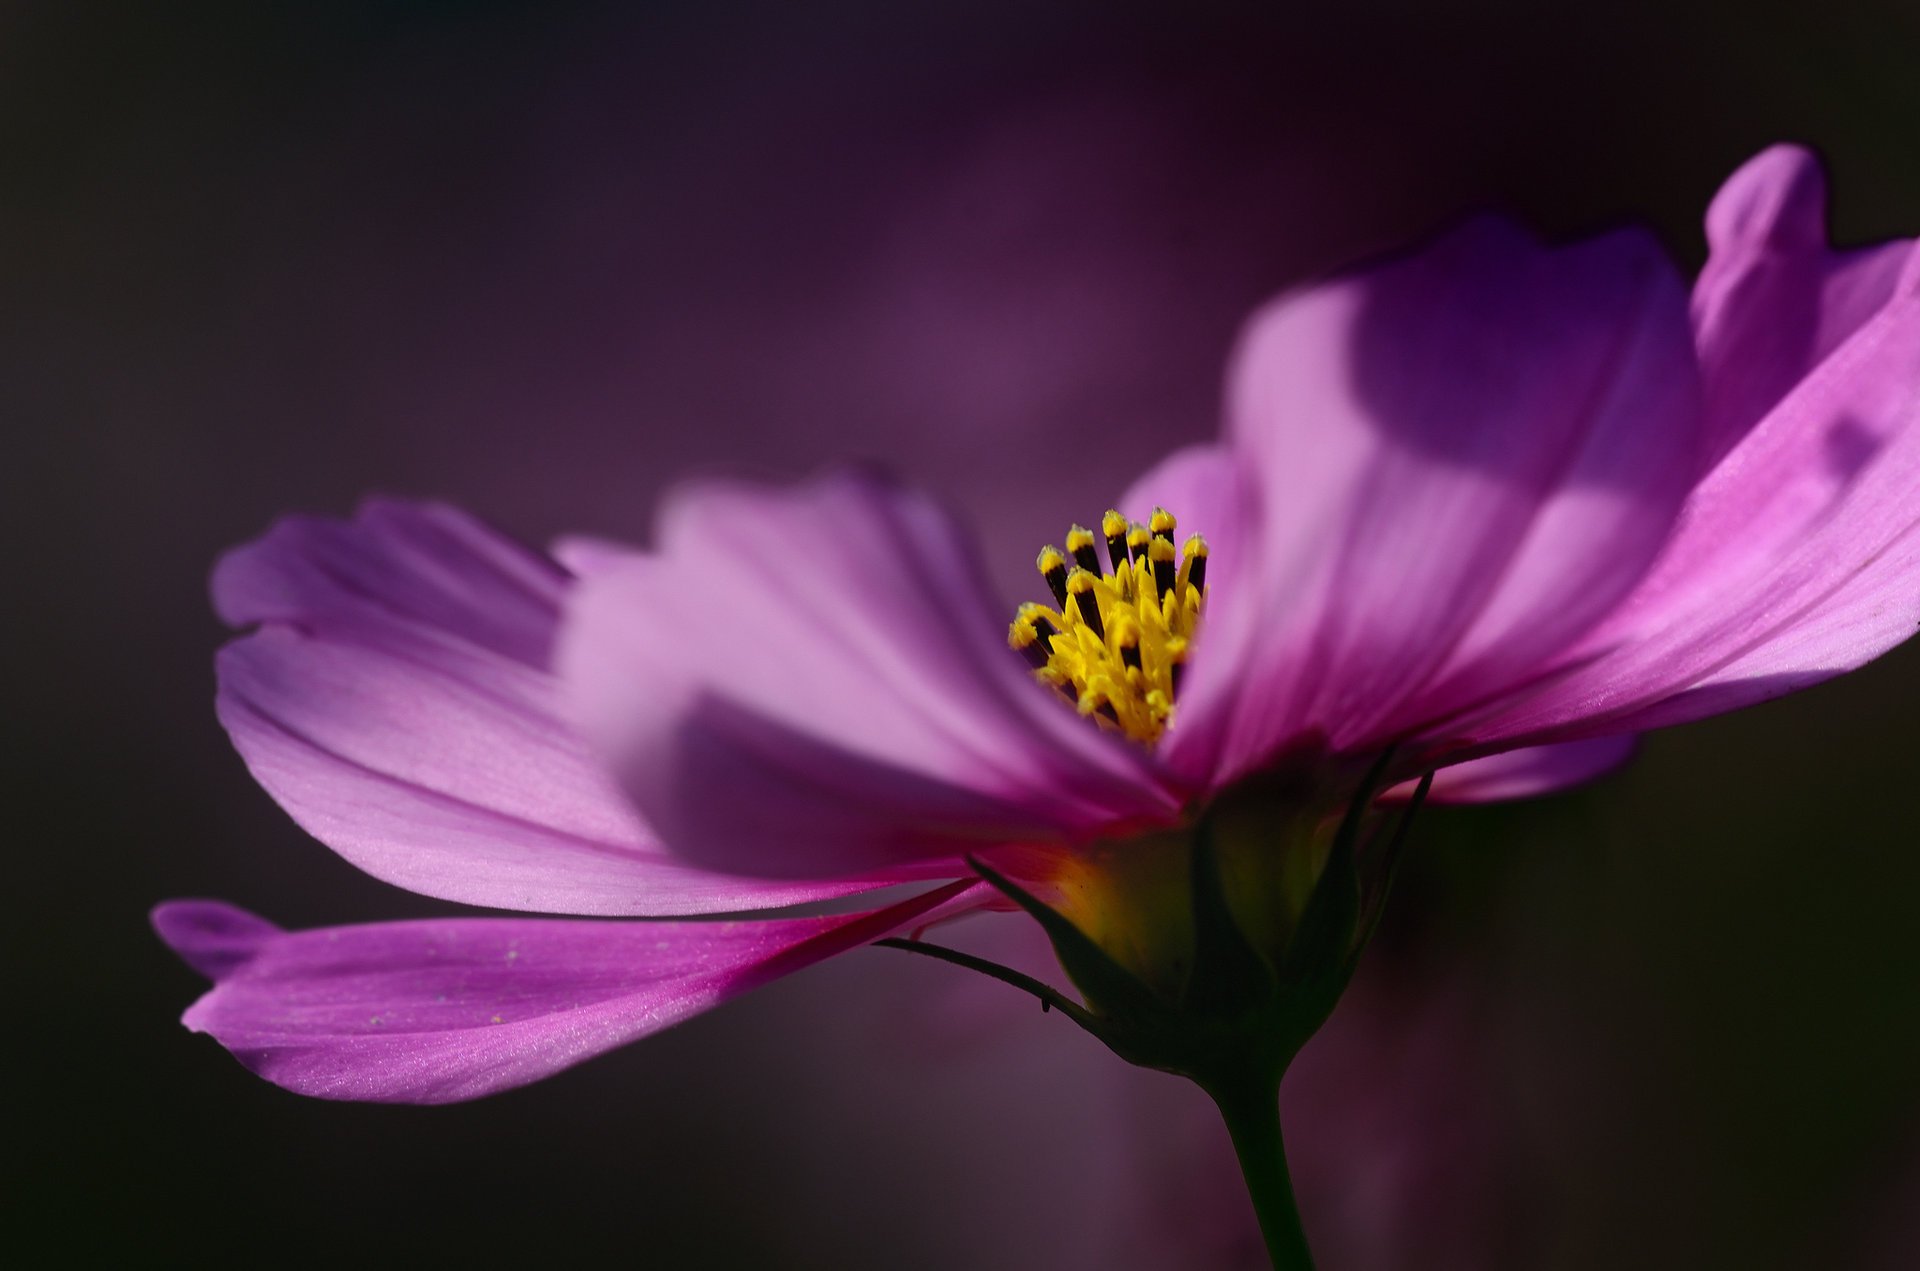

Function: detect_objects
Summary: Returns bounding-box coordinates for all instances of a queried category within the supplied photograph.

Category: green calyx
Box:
[881,753,1434,1091]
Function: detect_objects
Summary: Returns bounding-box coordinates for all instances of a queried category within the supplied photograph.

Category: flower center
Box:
[1008,506,1208,745]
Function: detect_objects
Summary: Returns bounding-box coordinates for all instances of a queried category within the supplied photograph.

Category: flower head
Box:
[160,145,1920,1104]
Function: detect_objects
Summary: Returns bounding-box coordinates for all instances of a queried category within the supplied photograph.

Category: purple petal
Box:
[1179,219,1699,786]
[1693,145,1915,466]
[1467,246,1920,744]
[153,880,979,1103]
[1392,736,1637,804]
[558,469,1184,881]
[214,498,567,667]
[215,500,884,914]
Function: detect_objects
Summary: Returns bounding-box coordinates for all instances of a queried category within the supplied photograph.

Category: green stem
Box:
[1206,1072,1314,1271]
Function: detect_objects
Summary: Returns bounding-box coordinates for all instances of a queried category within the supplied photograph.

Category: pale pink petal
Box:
[1186,219,1699,787]
[1390,736,1637,804]
[215,501,884,915]
[549,533,644,577]
[559,470,1185,882]
[153,881,979,1104]
[1693,144,1915,465]
[1467,253,1920,745]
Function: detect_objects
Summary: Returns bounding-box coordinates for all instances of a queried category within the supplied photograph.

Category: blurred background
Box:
[9,1,1920,1266]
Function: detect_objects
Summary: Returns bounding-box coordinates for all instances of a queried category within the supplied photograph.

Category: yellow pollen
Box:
[1013,506,1209,745]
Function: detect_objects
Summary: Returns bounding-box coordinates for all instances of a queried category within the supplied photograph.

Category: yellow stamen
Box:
[1147,536,1177,601]
[1008,508,1211,746]
[1179,534,1208,599]
[1036,545,1069,607]
[1064,524,1101,576]
[1100,509,1130,572]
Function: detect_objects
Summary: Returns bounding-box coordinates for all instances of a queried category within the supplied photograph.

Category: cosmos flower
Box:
[158,145,1919,1107]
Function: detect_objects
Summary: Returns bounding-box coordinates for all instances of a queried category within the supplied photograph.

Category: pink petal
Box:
[1469,247,1920,744]
[215,500,884,915]
[558,469,1183,881]
[1391,736,1637,804]
[1693,144,1915,466]
[153,880,980,1104]
[549,533,643,577]
[1183,219,1699,786]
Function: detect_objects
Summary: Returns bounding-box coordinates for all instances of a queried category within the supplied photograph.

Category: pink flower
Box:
[159,145,1920,1104]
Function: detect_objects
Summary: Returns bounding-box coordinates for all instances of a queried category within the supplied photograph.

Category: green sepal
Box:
[967,855,1163,1024]
[1180,815,1278,1018]
[1354,769,1433,954]
[873,936,1102,1033]
[1276,753,1384,988]
[878,753,1436,1097]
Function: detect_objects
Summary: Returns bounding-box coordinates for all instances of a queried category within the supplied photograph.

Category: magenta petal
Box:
[213,498,566,666]
[1693,145,1915,465]
[559,470,1183,881]
[153,881,978,1103]
[1190,219,1699,785]
[1395,737,1637,804]
[1471,253,1920,744]
[214,500,884,915]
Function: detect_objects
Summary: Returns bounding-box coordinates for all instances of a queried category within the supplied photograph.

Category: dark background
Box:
[9,2,1920,1266]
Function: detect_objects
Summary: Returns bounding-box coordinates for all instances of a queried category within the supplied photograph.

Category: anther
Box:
[1180,534,1208,596]
[1015,602,1061,651]
[1148,536,1177,599]
[1079,686,1121,727]
[1101,509,1130,570]
[1066,568,1105,642]
[1149,506,1177,545]
[1065,524,1102,576]
[1036,546,1069,608]
[1114,620,1142,673]
[1007,619,1050,669]
[1010,505,1211,747]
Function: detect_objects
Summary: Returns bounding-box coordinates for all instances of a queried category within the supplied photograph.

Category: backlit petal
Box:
[1184,220,1698,786]
[559,470,1184,881]
[1467,252,1920,744]
[153,881,979,1103]
[1393,737,1637,804]
[1693,144,1915,465]
[214,500,885,914]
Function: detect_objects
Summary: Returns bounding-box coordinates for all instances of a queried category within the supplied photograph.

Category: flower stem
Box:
[1206,1072,1313,1271]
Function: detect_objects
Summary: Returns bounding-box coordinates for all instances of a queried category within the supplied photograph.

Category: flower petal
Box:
[558,470,1183,881]
[1188,219,1699,785]
[1693,144,1916,465]
[214,500,882,915]
[1467,249,1920,744]
[1392,736,1637,804]
[153,881,979,1103]
[549,533,644,578]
